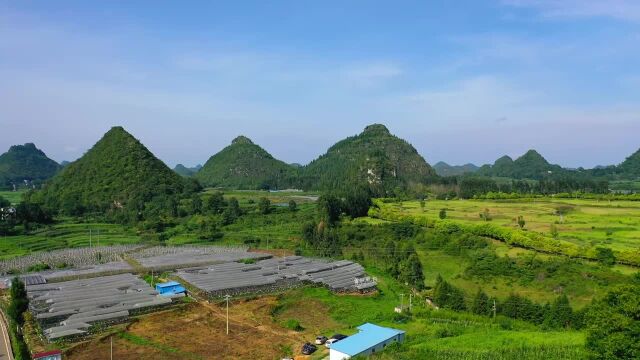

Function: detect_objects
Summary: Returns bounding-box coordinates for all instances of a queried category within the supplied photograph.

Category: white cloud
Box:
[503,0,640,22]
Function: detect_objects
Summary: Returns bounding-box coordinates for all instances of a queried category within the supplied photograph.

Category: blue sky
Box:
[1,0,639,168]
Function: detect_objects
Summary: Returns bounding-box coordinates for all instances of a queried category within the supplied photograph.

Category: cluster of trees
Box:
[436,176,611,199]
[433,276,581,329]
[0,196,54,235]
[302,190,374,257]
[6,278,31,360]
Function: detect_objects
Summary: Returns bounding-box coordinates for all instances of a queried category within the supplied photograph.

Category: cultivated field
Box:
[389,198,640,252]
[0,223,140,259]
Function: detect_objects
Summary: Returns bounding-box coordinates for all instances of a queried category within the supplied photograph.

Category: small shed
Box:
[33,349,62,360]
[329,323,405,360]
[155,281,186,296]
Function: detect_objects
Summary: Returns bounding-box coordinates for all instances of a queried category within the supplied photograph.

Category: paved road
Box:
[0,311,13,360]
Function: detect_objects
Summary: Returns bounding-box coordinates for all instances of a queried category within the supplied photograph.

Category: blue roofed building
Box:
[329,323,405,360]
[155,281,186,296]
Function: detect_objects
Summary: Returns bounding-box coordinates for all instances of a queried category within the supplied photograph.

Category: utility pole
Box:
[409,294,412,312]
[400,293,404,312]
[110,336,113,360]
[492,299,497,319]
[224,294,231,335]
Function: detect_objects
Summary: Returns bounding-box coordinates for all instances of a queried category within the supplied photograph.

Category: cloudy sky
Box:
[1,0,639,168]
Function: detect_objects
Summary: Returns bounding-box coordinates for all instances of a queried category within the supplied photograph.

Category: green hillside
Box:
[173,164,201,177]
[0,143,60,188]
[35,126,187,214]
[433,162,479,177]
[478,150,565,180]
[617,148,640,179]
[300,124,435,195]
[195,136,297,189]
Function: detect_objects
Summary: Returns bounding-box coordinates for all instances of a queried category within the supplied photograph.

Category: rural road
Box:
[0,311,13,360]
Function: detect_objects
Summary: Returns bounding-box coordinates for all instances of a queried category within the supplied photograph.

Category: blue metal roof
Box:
[156,281,181,288]
[330,323,405,356]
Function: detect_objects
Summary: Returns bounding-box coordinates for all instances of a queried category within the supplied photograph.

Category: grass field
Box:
[0,190,26,205]
[376,198,640,254]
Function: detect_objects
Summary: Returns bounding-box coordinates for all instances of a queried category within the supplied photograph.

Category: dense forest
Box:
[31,127,198,221]
[195,136,298,190]
[0,143,60,189]
[299,124,436,196]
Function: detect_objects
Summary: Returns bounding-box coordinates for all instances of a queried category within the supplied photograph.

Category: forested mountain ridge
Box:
[299,124,435,195]
[0,143,60,188]
[478,150,566,180]
[34,126,188,215]
[433,162,479,177]
[195,135,297,190]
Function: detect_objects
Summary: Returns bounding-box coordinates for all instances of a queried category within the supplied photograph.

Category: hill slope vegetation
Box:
[478,150,566,180]
[195,136,297,189]
[35,126,187,214]
[300,124,435,195]
[433,162,479,177]
[0,143,60,188]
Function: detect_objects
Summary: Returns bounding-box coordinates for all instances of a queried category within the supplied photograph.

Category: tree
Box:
[288,199,297,212]
[258,197,271,215]
[439,208,447,220]
[517,215,526,229]
[342,188,371,218]
[433,275,466,311]
[419,199,425,212]
[544,294,573,329]
[317,194,342,225]
[471,289,491,316]
[206,191,226,214]
[228,197,242,217]
[8,277,28,325]
[585,285,640,359]
[596,247,616,266]
[399,254,424,290]
[190,194,203,215]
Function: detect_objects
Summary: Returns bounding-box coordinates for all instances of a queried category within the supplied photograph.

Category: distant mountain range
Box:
[4,125,639,197]
[433,162,479,177]
[477,150,566,180]
[0,143,60,188]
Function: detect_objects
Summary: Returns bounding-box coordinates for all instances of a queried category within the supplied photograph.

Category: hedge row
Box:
[368,200,640,267]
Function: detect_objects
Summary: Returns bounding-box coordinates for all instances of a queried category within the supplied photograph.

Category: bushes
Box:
[433,276,466,311]
[5,278,31,360]
[585,285,640,359]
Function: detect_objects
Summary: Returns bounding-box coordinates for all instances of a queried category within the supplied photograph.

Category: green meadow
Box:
[375,198,640,254]
[0,190,26,205]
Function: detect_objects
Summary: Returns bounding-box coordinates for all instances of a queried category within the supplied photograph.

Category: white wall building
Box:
[329,323,405,360]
